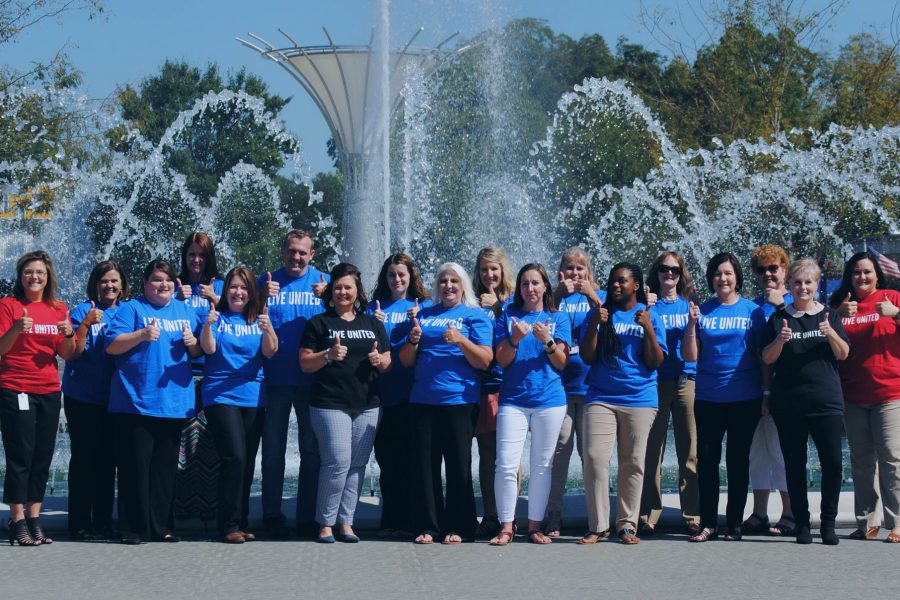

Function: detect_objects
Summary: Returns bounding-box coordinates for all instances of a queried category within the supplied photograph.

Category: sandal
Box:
[618,528,640,545]
[489,530,515,546]
[770,516,796,536]
[885,531,900,544]
[527,530,552,544]
[413,533,434,545]
[740,513,770,535]
[688,527,718,543]
[441,532,463,545]
[577,529,611,545]
[849,526,880,540]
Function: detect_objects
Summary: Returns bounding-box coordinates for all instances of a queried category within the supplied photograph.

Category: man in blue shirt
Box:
[259,229,329,538]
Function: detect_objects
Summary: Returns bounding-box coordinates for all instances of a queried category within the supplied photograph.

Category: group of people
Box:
[2,230,899,548]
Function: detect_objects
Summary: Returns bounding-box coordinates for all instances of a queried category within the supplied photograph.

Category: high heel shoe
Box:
[7,518,40,546]
[26,516,53,544]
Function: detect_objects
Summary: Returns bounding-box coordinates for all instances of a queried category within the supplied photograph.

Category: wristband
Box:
[509,339,519,349]
[762,390,771,397]
[407,338,419,348]
[65,331,75,339]
[775,303,786,311]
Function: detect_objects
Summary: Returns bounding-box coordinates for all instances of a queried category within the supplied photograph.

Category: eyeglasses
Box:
[658,265,682,275]
[755,265,780,275]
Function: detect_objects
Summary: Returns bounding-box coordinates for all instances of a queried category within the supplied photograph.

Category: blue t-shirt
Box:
[480,299,511,395]
[105,296,203,418]
[182,278,224,374]
[495,306,571,408]
[62,301,119,406]
[754,292,794,319]
[201,311,266,409]
[695,297,767,403]
[369,297,430,407]
[558,290,606,396]
[258,267,328,387]
[651,297,698,380]
[399,303,493,406]
[582,304,668,407]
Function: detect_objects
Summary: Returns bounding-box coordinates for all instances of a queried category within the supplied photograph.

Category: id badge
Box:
[17,393,29,411]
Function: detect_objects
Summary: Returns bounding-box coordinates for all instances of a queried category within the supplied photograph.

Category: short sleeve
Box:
[374,318,390,353]
[299,315,323,350]
[104,302,137,349]
[749,305,769,353]
[390,317,412,349]
[69,302,88,330]
[494,309,510,347]
[829,308,850,346]
[579,307,599,346]
[553,311,572,347]
[762,311,779,348]
[651,311,668,357]
[467,310,493,346]
[0,298,16,335]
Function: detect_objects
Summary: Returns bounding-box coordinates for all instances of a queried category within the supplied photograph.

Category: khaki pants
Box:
[582,402,656,533]
[845,401,900,530]
[640,377,699,527]
[546,394,585,515]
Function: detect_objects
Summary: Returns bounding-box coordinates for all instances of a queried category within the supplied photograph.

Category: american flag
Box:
[870,247,900,279]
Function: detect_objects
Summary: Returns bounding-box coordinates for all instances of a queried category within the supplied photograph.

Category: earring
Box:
[328,300,334,307]
[354,300,361,309]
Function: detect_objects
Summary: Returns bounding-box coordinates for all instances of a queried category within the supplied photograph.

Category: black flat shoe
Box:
[121,537,143,545]
[722,527,742,541]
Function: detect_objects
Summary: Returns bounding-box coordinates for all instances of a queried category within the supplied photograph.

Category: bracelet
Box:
[683,332,696,338]
[323,353,332,366]
[762,390,771,397]
[65,331,75,339]
[509,339,519,349]
[407,339,419,348]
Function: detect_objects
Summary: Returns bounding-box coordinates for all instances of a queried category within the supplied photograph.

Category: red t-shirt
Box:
[839,289,900,405]
[0,296,69,394]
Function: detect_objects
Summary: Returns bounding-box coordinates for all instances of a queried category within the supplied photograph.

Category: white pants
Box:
[494,403,567,523]
[749,415,787,491]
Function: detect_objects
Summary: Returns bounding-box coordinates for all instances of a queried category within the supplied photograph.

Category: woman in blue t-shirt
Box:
[368,252,430,537]
[579,262,666,545]
[62,260,128,541]
[489,264,571,546]
[682,252,766,542]
[200,266,278,543]
[398,262,493,544]
[471,246,515,538]
[640,251,700,536]
[106,259,203,544]
[544,246,605,536]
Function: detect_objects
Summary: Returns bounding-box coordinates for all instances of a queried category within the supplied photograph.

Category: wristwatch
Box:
[545,340,555,353]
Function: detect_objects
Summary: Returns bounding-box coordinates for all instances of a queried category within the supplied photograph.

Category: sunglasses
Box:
[658,265,682,275]
[755,265,780,275]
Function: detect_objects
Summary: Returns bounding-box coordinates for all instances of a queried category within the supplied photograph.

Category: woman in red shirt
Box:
[0,251,77,546]
[829,251,900,543]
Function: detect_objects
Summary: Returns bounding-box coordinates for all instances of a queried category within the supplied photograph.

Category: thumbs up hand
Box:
[635,308,652,330]
[818,309,834,337]
[645,286,658,307]
[199,277,218,304]
[143,318,160,342]
[876,293,899,318]
[839,292,857,318]
[778,319,793,343]
[176,278,192,301]
[57,309,73,337]
[374,300,386,322]
[312,273,328,298]
[86,300,104,326]
[510,316,531,345]
[206,299,219,326]
[406,298,420,320]
[182,322,198,348]
[367,341,382,367]
[532,317,553,344]
[16,307,33,334]
[443,321,464,345]
[408,318,422,345]
[264,272,280,298]
[688,300,700,325]
[557,271,575,296]
[328,334,347,362]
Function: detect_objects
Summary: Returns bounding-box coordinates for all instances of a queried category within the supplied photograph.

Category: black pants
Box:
[0,388,61,504]
[374,403,414,531]
[774,413,844,528]
[64,396,116,534]
[409,403,478,540]
[695,398,761,529]
[204,404,264,535]
[114,413,183,541]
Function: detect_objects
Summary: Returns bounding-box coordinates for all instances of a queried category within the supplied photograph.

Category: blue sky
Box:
[4,0,895,173]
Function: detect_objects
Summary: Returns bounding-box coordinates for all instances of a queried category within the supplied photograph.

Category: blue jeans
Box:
[261,385,319,524]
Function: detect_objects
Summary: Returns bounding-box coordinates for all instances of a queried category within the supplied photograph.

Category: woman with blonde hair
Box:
[471,247,515,537]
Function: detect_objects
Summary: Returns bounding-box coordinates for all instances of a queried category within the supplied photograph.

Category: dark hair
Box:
[513,263,557,311]
[281,229,316,252]
[371,253,430,302]
[13,250,61,308]
[142,259,178,287]
[647,251,695,299]
[178,231,220,283]
[322,263,368,314]
[597,262,647,366]
[217,266,263,324]
[828,251,887,306]
[705,252,743,293]
[87,260,129,305]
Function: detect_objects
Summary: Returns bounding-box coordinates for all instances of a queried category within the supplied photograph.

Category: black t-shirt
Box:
[763,306,850,417]
[300,312,390,410]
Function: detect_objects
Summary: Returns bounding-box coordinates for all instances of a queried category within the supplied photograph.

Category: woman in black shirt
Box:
[300,263,391,543]
[761,258,849,545]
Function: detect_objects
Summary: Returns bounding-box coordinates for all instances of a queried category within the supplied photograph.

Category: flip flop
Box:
[528,530,552,544]
[441,533,462,545]
[413,533,434,545]
[489,530,514,546]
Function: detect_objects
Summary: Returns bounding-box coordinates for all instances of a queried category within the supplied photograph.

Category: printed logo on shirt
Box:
[90,322,107,336]
[562,300,590,314]
[784,330,825,341]
[30,323,60,335]
[506,319,557,336]
[329,329,377,340]
[699,315,752,330]
[842,313,879,326]
[141,317,192,332]
[660,313,689,328]
[216,322,262,336]
[267,291,320,306]
[384,312,410,324]
[420,317,464,329]
[614,322,645,337]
